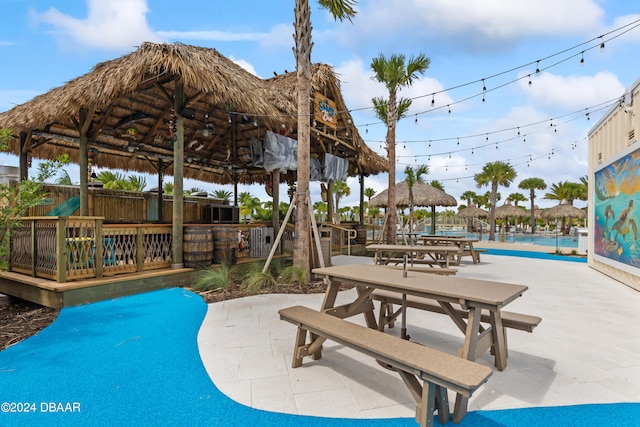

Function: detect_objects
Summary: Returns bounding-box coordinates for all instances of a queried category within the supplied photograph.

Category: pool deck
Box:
[197,248,639,419]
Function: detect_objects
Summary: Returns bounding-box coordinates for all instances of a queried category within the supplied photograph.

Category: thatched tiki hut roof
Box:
[0,42,387,185]
[369,181,457,208]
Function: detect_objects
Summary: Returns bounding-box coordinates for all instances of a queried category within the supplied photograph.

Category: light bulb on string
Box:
[517,127,520,136]
[528,74,532,87]
[365,126,368,134]
[431,94,435,107]
[457,138,460,145]
[600,37,605,51]
[580,51,585,66]
[586,112,590,120]
[535,60,540,74]
[447,105,451,114]
[482,79,486,92]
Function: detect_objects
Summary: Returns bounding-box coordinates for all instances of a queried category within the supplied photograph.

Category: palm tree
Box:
[332,180,350,223]
[371,52,430,244]
[506,192,527,207]
[518,177,546,233]
[163,181,174,195]
[313,201,328,223]
[127,175,147,192]
[364,187,376,203]
[56,170,73,185]
[238,191,261,223]
[211,189,232,204]
[293,0,357,281]
[430,180,444,191]
[475,161,517,241]
[404,165,428,233]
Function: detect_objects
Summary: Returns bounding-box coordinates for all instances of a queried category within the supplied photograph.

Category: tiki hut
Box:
[0,42,387,187]
[541,203,586,235]
[369,181,457,235]
[456,204,489,233]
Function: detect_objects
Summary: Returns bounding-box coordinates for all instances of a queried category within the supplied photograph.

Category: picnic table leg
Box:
[490,311,508,371]
[454,306,481,422]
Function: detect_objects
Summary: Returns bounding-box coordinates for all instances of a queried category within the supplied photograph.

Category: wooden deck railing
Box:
[9,217,294,283]
[321,223,357,256]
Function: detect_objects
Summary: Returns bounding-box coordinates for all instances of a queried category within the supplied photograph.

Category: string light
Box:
[600,37,605,50]
[431,94,435,107]
[580,51,585,66]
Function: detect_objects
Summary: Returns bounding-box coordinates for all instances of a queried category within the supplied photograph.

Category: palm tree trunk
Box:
[385,91,398,245]
[293,0,311,279]
[489,183,498,241]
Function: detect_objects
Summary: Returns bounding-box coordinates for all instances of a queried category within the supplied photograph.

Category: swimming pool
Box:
[428,231,579,248]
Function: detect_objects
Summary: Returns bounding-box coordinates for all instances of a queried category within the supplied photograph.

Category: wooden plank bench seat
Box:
[385,257,449,266]
[372,289,541,333]
[383,265,458,276]
[371,289,541,366]
[279,305,492,426]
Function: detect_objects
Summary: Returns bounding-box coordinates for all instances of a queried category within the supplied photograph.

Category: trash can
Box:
[577,228,588,255]
[313,227,332,267]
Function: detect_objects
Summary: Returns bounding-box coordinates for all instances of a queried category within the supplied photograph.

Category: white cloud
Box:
[33,0,161,51]
[158,30,266,42]
[518,71,626,110]
[345,0,606,51]
[229,56,259,77]
[259,23,294,49]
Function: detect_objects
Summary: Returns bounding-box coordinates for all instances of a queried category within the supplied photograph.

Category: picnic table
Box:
[366,243,459,269]
[416,235,483,264]
[312,264,528,418]
[313,264,528,369]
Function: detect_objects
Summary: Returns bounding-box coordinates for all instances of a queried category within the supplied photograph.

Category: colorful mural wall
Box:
[594,144,640,270]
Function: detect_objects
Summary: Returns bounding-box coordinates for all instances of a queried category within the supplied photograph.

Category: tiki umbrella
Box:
[369,181,457,235]
[456,204,489,236]
[540,203,586,250]
[540,203,586,235]
[495,201,527,241]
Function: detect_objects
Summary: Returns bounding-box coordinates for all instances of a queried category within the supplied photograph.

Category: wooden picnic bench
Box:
[371,289,541,360]
[279,305,493,426]
[383,265,458,276]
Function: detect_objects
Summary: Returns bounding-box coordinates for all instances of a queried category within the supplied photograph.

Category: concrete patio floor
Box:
[197,250,640,420]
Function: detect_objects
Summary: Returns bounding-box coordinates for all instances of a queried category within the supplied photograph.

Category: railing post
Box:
[56,218,67,283]
[136,226,144,272]
[30,219,37,277]
[94,218,103,278]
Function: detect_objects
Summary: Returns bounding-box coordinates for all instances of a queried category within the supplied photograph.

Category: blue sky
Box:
[1,0,640,209]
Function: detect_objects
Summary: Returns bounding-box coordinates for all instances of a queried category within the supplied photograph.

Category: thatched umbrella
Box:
[541,203,586,235]
[494,201,527,240]
[369,181,457,235]
[456,204,489,234]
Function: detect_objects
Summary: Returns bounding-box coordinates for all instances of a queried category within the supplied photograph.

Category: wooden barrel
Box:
[183,226,213,268]
[212,227,237,265]
[354,224,367,245]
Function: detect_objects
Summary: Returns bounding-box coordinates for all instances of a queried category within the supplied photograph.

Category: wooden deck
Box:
[0,268,197,309]
[0,254,297,309]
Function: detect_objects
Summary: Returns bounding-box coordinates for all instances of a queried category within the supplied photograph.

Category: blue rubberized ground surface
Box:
[0,283,636,426]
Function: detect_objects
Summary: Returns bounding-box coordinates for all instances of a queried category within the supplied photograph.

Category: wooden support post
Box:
[157,158,164,222]
[78,109,89,216]
[19,132,29,181]
[136,227,145,272]
[56,218,67,283]
[271,170,280,254]
[94,219,103,278]
[172,80,185,268]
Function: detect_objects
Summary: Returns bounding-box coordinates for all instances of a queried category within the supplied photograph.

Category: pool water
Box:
[426,231,579,248]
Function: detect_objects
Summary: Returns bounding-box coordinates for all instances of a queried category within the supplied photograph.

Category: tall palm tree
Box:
[313,201,328,223]
[371,52,430,244]
[475,161,517,241]
[518,177,546,233]
[332,180,350,223]
[364,187,376,203]
[293,0,357,281]
[404,165,428,233]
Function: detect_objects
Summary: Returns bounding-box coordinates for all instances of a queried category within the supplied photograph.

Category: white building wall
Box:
[588,77,640,291]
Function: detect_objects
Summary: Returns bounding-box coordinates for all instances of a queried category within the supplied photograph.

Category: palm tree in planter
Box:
[292,0,357,281]
[371,52,430,244]
[475,161,517,241]
[518,177,546,233]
